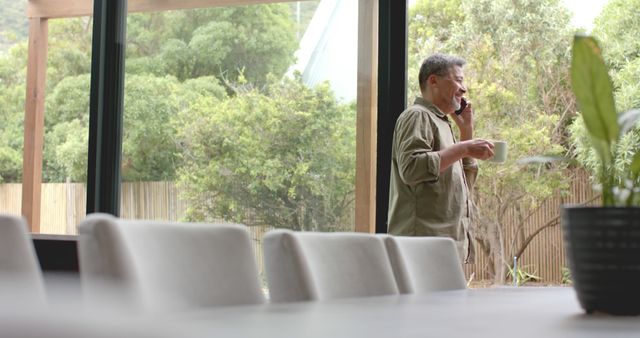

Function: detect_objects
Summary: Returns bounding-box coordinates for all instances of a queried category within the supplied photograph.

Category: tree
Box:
[407,0,463,102]
[43,74,228,182]
[0,0,28,51]
[0,42,27,182]
[0,104,23,182]
[29,3,300,184]
[120,75,184,182]
[43,74,90,182]
[592,0,640,114]
[126,5,297,86]
[47,18,93,90]
[592,0,640,74]
[176,75,355,231]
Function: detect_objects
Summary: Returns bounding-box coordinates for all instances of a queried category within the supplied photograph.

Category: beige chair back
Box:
[383,236,466,293]
[264,230,399,302]
[0,214,46,306]
[78,213,264,312]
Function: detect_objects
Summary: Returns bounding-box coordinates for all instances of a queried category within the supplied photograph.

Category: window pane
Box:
[40,17,92,234]
[0,2,28,218]
[121,1,357,235]
[0,7,92,234]
[404,0,610,285]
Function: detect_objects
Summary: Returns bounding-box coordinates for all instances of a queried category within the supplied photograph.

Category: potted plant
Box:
[561,34,640,315]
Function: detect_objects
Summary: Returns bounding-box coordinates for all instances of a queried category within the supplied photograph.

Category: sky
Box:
[407,0,609,32]
[562,0,609,32]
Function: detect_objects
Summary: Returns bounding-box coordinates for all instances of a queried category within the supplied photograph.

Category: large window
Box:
[0,5,93,235]
[40,17,92,235]
[115,1,360,279]
[120,1,359,235]
[5,0,376,237]
[403,0,634,285]
[405,0,573,285]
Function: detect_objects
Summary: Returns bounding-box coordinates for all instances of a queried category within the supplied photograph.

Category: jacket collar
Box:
[413,96,449,121]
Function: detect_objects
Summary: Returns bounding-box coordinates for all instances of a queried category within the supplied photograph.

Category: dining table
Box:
[177,286,640,338]
[3,285,639,337]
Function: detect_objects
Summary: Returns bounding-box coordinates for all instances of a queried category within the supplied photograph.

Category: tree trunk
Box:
[473,200,506,284]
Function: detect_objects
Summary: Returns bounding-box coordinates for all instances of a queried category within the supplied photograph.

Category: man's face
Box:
[435,65,466,113]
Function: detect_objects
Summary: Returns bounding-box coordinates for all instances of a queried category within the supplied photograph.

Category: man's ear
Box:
[427,74,439,87]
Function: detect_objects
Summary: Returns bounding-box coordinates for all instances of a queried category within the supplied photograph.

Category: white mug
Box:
[489,141,508,163]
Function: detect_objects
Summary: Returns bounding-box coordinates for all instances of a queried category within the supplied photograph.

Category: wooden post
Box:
[22,17,48,233]
[27,0,301,18]
[355,0,378,233]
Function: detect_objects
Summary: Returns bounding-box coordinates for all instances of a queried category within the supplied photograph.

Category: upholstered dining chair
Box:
[263,230,399,303]
[77,213,264,312]
[382,236,467,294]
[0,214,46,305]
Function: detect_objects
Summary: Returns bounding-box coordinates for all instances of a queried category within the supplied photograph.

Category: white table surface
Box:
[179,287,640,338]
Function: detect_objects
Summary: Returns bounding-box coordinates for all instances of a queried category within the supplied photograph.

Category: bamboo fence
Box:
[0,169,596,283]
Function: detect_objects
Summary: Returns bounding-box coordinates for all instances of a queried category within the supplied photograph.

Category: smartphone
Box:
[455,97,467,115]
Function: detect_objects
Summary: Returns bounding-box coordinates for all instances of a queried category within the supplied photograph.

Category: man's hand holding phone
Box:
[452,97,473,140]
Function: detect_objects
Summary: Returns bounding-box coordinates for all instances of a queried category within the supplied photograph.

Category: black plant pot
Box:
[562,206,640,315]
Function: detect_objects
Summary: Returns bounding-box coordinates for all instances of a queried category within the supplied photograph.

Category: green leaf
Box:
[618,109,640,136]
[590,137,613,167]
[571,35,618,144]
[630,151,640,178]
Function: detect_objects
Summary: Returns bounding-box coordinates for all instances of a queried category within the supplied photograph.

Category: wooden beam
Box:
[22,18,48,233]
[355,0,378,233]
[28,0,303,19]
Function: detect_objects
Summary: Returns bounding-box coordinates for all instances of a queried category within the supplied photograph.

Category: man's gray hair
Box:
[418,53,466,91]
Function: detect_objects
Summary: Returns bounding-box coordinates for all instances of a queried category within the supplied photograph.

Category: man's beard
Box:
[452,97,461,111]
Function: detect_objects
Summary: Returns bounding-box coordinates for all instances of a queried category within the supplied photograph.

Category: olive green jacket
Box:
[387,97,478,262]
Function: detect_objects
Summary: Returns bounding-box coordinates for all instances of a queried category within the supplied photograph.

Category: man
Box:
[387,53,494,263]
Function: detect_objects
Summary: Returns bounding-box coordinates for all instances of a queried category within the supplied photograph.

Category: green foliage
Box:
[47,18,92,89]
[613,58,640,113]
[452,0,573,121]
[507,263,542,286]
[595,0,640,118]
[569,35,640,206]
[449,3,572,205]
[43,75,90,182]
[0,3,301,187]
[592,0,640,74]
[45,74,91,127]
[0,42,27,183]
[561,266,572,285]
[121,75,185,182]
[176,75,355,231]
[126,5,297,85]
[571,36,618,145]
[566,1,640,207]
[43,74,210,182]
[0,0,28,51]
[477,114,567,209]
[407,0,463,101]
[44,119,88,182]
[179,76,228,103]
